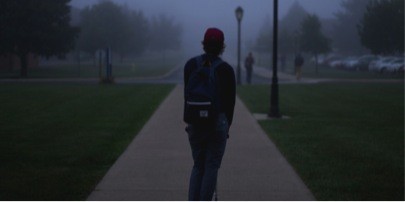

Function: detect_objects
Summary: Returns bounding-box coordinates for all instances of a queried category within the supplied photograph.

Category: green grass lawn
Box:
[0,83,174,200]
[0,53,182,79]
[237,83,404,200]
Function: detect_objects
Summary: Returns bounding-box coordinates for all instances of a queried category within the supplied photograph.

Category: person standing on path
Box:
[244,52,255,84]
[183,27,236,201]
[294,53,304,80]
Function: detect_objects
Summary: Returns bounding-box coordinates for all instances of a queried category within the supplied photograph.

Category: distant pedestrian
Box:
[244,52,255,84]
[294,53,304,80]
[183,27,236,201]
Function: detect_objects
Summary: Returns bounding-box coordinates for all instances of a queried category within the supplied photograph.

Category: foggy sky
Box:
[70,0,343,58]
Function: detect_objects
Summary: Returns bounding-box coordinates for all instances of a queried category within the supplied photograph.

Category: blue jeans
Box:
[186,122,228,201]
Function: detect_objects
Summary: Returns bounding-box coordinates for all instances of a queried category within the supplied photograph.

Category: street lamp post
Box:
[268,0,281,118]
[235,6,243,85]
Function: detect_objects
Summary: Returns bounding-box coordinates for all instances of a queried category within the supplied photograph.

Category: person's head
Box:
[202,28,225,56]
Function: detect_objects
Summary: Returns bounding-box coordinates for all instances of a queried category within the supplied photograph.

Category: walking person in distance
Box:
[294,53,304,80]
[244,52,255,84]
[183,27,236,201]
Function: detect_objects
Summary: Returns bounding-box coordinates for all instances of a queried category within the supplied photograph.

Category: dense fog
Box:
[70,0,343,58]
[1,0,402,78]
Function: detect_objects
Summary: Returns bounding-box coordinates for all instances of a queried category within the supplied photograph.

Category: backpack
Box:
[184,55,223,126]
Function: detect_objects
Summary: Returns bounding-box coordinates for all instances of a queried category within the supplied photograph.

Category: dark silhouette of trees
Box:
[358,0,404,55]
[123,9,149,58]
[332,0,371,54]
[279,1,308,55]
[255,16,272,53]
[148,14,182,52]
[77,1,134,59]
[280,1,308,33]
[0,0,79,77]
[77,1,182,62]
[299,14,331,73]
[255,1,308,56]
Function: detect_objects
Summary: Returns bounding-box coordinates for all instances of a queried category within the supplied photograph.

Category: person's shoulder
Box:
[185,56,200,70]
[218,60,234,74]
[186,56,198,65]
[219,60,233,70]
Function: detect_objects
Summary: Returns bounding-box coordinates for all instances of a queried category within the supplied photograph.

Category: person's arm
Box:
[184,58,196,89]
[183,58,196,123]
[218,63,236,126]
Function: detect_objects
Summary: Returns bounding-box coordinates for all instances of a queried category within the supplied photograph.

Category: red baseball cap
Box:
[203,28,224,45]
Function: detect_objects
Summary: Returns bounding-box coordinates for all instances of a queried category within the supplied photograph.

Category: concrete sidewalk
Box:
[87,85,315,201]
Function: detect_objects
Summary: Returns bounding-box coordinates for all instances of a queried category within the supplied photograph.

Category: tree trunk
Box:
[315,54,319,75]
[19,53,28,78]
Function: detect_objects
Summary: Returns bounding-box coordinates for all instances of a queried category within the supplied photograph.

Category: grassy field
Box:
[0,52,183,79]
[0,83,174,200]
[237,83,404,200]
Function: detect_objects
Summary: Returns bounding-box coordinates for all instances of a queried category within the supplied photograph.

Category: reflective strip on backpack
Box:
[187,101,211,105]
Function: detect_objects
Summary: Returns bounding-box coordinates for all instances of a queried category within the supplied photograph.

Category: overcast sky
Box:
[70,0,343,57]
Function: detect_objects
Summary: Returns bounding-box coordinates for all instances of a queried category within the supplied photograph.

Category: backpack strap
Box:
[195,55,204,72]
[208,57,224,113]
[190,55,223,83]
[186,55,205,85]
[209,57,223,81]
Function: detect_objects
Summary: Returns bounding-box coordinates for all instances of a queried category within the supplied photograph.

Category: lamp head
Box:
[235,6,243,21]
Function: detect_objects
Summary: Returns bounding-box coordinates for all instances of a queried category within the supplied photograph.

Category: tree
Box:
[77,1,130,59]
[358,0,404,55]
[299,14,331,73]
[0,0,79,77]
[278,29,294,56]
[148,14,182,52]
[254,16,272,53]
[332,0,371,54]
[255,1,308,55]
[279,1,308,56]
[122,9,149,58]
[280,1,308,33]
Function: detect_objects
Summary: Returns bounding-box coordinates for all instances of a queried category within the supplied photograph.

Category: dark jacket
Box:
[184,54,236,126]
[294,55,304,66]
